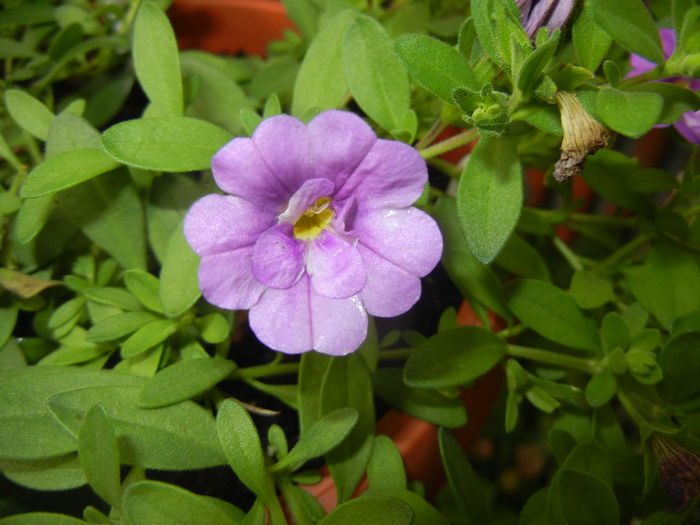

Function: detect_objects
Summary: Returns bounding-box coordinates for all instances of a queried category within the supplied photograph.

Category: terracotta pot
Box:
[170,0,296,56]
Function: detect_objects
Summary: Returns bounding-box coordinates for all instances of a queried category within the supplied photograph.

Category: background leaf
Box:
[78,404,121,506]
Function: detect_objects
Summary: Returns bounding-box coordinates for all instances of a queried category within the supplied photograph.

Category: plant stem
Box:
[279,482,312,525]
[378,347,412,360]
[595,234,650,271]
[267,496,289,525]
[507,344,597,374]
[553,237,584,272]
[496,324,528,339]
[415,118,447,150]
[419,128,477,160]
[237,362,300,379]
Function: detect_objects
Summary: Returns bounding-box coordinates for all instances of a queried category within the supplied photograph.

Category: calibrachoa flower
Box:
[516,0,576,38]
[628,28,700,145]
[184,110,443,355]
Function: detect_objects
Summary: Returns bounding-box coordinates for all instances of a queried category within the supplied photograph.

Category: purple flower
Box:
[184,110,443,356]
[628,28,700,145]
[516,0,577,38]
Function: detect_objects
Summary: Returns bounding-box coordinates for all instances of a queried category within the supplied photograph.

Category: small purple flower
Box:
[628,28,700,145]
[516,0,577,38]
[184,110,443,355]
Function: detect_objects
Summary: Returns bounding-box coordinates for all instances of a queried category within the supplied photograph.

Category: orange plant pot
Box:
[170,0,296,56]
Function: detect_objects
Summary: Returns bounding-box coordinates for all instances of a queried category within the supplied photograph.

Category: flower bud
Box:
[553,92,612,182]
[652,436,700,510]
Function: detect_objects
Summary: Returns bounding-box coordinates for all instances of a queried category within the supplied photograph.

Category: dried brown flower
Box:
[652,436,700,510]
[553,91,613,182]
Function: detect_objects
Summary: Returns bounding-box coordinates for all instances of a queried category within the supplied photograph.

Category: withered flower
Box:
[553,91,612,182]
[652,436,700,510]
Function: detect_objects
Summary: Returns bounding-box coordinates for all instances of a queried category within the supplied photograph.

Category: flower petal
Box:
[335,139,427,209]
[278,178,335,223]
[249,275,368,355]
[629,28,676,76]
[544,0,575,34]
[355,207,443,276]
[184,195,275,257]
[212,139,290,211]
[307,110,377,188]
[308,231,366,298]
[198,248,266,310]
[358,244,421,317]
[675,110,700,145]
[252,115,312,194]
[252,224,305,289]
[523,0,555,36]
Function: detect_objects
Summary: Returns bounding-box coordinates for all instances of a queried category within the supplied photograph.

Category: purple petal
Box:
[212,139,290,211]
[545,0,576,35]
[278,178,335,223]
[659,28,677,59]
[355,207,443,277]
[198,249,265,310]
[307,110,377,189]
[358,244,421,317]
[252,224,305,289]
[307,231,366,298]
[184,195,275,257]
[523,0,555,37]
[675,110,700,145]
[252,115,312,194]
[335,140,427,210]
[249,276,368,355]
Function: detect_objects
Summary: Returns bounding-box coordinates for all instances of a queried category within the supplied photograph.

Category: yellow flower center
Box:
[293,197,334,240]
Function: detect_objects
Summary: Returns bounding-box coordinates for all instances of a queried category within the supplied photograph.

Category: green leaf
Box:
[320,354,375,503]
[506,279,600,352]
[494,233,551,281]
[102,117,231,172]
[138,358,236,408]
[659,331,700,403]
[20,149,121,198]
[217,400,276,504]
[630,82,700,125]
[624,241,700,329]
[292,10,357,118]
[0,367,143,460]
[557,470,619,525]
[0,454,86,492]
[626,168,679,193]
[587,0,664,63]
[83,286,142,311]
[0,514,89,525]
[596,88,663,138]
[363,488,447,525]
[56,170,147,271]
[194,313,230,344]
[146,173,206,263]
[120,319,178,358]
[298,352,333,436]
[181,51,254,134]
[124,270,163,313]
[600,312,630,353]
[343,16,414,137]
[367,435,406,491]
[470,0,506,70]
[394,34,480,104]
[78,405,121,506]
[281,0,318,40]
[438,428,489,521]
[404,326,505,388]
[159,221,201,318]
[582,150,650,213]
[373,368,467,427]
[4,89,54,141]
[433,197,511,318]
[122,481,240,525]
[569,270,614,309]
[572,4,613,71]
[272,408,358,473]
[516,30,560,98]
[13,195,55,245]
[48,384,224,469]
[457,135,523,264]
[133,1,183,116]
[585,369,617,408]
[317,495,413,525]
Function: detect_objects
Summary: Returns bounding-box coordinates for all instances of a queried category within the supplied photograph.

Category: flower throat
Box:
[293,197,334,240]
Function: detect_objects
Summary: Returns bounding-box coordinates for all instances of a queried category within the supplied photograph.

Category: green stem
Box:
[617,389,650,429]
[378,347,412,360]
[279,482,311,525]
[237,362,300,379]
[496,324,528,339]
[267,496,288,525]
[507,344,597,374]
[553,237,584,272]
[419,128,478,160]
[415,118,447,150]
[594,234,650,271]
[426,157,462,179]
[568,213,636,227]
